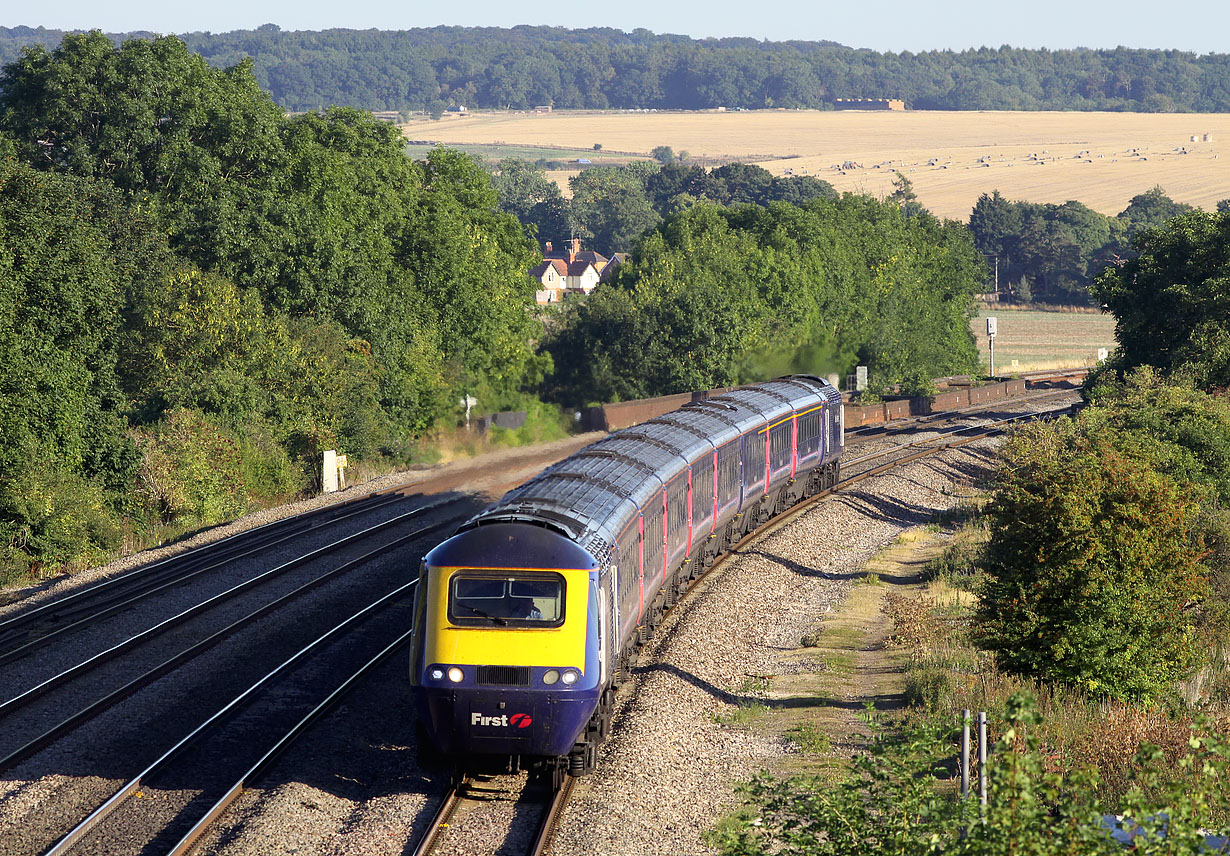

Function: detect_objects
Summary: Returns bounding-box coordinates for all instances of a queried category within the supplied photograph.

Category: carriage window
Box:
[448,572,565,627]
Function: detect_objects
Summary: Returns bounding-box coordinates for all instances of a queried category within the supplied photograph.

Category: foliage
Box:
[967,186,1192,305]
[0,461,121,582]
[975,417,1209,699]
[0,33,548,579]
[544,196,981,404]
[9,27,1230,113]
[134,408,250,526]
[650,145,675,165]
[1084,367,1230,505]
[489,157,571,246]
[1093,209,1230,388]
[568,165,661,255]
[717,694,1230,856]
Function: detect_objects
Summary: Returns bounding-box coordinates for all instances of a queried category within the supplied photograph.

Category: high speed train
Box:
[409,375,844,779]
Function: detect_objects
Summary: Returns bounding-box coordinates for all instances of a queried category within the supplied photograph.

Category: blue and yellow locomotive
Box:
[410,376,844,778]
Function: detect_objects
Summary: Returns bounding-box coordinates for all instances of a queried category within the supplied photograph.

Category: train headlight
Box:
[429,667,445,681]
[447,667,464,683]
[543,669,560,685]
[561,669,580,685]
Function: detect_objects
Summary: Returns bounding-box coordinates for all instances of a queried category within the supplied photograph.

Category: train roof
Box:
[457,376,840,565]
[425,521,598,571]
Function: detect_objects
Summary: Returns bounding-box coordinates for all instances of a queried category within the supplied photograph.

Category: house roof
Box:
[530,259,569,279]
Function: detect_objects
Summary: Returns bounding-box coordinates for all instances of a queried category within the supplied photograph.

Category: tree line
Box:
[491,157,838,256]
[4,24,1230,113]
[967,184,1195,304]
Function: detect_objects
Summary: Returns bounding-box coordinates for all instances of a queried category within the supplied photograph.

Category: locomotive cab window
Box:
[448,572,565,627]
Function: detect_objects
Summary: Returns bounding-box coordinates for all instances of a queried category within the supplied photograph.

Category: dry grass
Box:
[970,308,1117,372]
[403,109,1230,217]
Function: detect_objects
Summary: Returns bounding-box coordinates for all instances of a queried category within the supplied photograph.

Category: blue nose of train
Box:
[420,684,601,757]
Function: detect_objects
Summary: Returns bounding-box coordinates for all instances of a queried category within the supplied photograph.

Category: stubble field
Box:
[970,308,1117,373]
[402,110,1230,220]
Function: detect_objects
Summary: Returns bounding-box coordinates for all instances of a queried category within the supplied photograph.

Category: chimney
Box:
[545,241,553,255]
[569,237,580,262]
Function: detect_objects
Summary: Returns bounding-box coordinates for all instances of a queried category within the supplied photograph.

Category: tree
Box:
[976,417,1208,699]
[968,190,1022,292]
[1093,210,1230,386]
[569,166,661,255]
[650,144,675,164]
[0,159,175,571]
[711,162,775,205]
[1116,185,1194,241]
[489,157,571,245]
[888,171,927,218]
[545,196,981,405]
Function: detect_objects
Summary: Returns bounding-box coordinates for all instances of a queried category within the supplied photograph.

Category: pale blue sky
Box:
[7,0,1229,54]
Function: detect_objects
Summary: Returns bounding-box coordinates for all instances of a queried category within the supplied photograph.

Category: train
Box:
[409,375,844,780]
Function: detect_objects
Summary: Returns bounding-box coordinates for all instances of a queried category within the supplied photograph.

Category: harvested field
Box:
[401,110,1230,217]
[970,308,1117,372]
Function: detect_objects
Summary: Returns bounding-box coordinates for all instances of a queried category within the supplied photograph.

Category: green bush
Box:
[134,408,250,526]
[923,535,985,589]
[486,399,573,448]
[0,459,121,583]
[230,421,308,505]
[976,418,1209,700]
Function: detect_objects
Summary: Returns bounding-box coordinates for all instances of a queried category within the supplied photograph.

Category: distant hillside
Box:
[2,24,1229,113]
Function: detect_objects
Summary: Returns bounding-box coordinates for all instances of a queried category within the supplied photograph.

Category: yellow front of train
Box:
[410,521,604,761]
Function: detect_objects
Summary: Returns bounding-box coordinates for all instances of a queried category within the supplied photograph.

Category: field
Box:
[969,308,1117,373]
[401,110,1230,219]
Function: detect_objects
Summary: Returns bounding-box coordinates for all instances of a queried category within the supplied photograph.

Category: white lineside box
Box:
[322,451,348,493]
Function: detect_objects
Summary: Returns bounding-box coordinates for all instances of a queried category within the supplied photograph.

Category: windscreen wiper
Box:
[457,603,507,625]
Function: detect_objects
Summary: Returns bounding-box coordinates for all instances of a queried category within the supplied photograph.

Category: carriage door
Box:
[597,578,609,685]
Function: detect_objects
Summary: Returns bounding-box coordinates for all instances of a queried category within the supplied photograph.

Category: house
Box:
[530,239,624,304]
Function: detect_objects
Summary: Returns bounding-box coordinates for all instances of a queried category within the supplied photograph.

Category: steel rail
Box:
[844,384,1082,440]
[43,578,420,856]
[0,490,407,645]
[166,596,420,856]
[0,495,460,714]
[0,492,425,666]
[529,775,574,856]
[0,514,462,773]
[409,781,468,856]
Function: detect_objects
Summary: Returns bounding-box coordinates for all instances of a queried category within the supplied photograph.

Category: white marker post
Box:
[986,316,998,378]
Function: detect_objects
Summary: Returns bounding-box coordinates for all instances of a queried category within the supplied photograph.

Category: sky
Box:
[7,0,1230,55]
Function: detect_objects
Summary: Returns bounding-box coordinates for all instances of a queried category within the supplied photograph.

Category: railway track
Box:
[0,497,470,855]
[0,505,467,772]
[844,372,1084,442]
[410,772,573,856]
[0,488,413,650]
[41,580,420,856]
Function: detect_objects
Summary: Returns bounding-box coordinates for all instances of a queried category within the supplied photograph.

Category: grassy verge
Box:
[708,505,1230,853]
